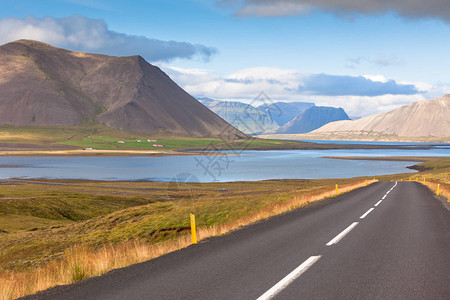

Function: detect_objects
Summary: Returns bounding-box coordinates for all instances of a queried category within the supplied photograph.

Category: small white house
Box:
[117,140,125,144]
[84,148,93,151]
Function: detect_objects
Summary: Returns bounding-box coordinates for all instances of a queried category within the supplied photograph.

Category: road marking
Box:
[259,181,399,300]
[326,222,359,246]
[257,256,321,300]
[360,208,374,219]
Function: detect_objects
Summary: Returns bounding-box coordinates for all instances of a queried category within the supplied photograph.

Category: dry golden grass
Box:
[0,132,38,140]
[0,180,373,299]
[421,180,449,202]
[404,172,449,202]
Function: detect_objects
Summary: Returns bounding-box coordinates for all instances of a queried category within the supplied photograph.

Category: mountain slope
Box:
[198,98,278,134]
[312,95,450,138]
[0,40,245,139]
[257,102,315,126]
[273,106,350,134]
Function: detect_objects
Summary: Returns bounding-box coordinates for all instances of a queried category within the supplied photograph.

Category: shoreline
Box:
[257,134,450,144]
[321,156,450,172]
[321,156,435,162]
[0,143,442,156]
[0,149,220,157]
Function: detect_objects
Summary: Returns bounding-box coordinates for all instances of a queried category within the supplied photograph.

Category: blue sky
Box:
[1,0,449,117]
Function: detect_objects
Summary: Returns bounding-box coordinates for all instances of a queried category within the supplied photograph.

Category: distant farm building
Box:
[153,144,164,147]
[84,148,93,151]
[137,140,142,143]
[148,139,157,142]
[117,140,125,144]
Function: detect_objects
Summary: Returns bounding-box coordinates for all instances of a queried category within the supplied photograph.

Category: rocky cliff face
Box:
[313,95,450,137]
[273,106,350,134]
[0,40,246,139]
[258,102,315,126]
[198,98,278,134]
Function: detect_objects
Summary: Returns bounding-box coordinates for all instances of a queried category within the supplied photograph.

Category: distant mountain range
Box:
[0,40,245,139]
[257,102,315,126]
[198,98,278,134]
[259,95,450,142]
[199,98,350,134]
[272,106,350,134]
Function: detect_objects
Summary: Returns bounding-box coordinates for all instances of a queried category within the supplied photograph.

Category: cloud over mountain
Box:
[0,15,217,62]
[167,66,419,98]
[164,65,432,117]
[298,74,418,96]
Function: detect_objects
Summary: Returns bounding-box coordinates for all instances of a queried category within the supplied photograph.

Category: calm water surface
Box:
[0,144,448,182]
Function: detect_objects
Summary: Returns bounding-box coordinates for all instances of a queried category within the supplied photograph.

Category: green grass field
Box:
[2,125,432,152]
[0,177,370,271]
[0,125,301,151]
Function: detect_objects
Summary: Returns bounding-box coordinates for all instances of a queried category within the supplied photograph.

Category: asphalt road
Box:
[25,182,450,300]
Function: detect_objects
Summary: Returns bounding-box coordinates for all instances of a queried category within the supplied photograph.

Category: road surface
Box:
[25,182,450,300]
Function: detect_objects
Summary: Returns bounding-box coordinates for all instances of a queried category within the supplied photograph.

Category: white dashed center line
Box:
[326,222,359,246]
[256,256,321,300]
[360,208,374,219]
[258,181,400,299]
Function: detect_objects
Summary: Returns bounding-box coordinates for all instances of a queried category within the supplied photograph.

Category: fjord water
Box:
[0,145,448,182]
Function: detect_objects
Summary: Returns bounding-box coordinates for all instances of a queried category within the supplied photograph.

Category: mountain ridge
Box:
[257,95,450,142]
[0,40,246,139]
[312,95,450,137]
[198,98,278,134]
[257,102,315,126]
[272,106,350,134]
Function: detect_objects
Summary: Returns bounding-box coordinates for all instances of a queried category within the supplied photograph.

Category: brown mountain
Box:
[258,95,450,142]
[312,95,450,138]
[0,40,245,138]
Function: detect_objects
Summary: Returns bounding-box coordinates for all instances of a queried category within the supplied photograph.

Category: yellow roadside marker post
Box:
[335,184,338,195]
[365,179,367,185]
[190,213,197,244]
[437,184,440,196]
[423,178,426,184]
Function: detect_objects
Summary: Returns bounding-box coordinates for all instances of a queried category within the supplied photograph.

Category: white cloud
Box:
[0,15,217,62]
[163,66,303,99]
[363,74,388,83]
[163,64,441,117]
[398,80,432,92]
[309,94,426,117]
